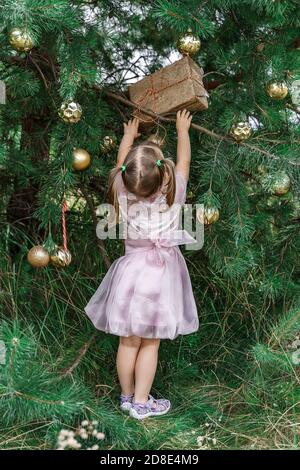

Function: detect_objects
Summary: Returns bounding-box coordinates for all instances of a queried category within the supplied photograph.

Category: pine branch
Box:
[60,333,97,378]
[14,391,66,406]
[101,88,300,167]
[28,54,49,90]
[80,185,111,270]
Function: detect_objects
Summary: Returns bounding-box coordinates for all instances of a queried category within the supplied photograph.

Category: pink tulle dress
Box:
[84,170,199,340]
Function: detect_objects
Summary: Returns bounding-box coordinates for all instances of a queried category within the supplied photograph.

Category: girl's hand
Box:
[176,109,192,133]
[123,117,141,140]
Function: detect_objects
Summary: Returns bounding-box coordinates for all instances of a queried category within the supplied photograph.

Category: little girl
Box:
[85,110,199,420]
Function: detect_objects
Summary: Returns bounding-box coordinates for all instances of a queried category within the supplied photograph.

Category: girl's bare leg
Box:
[116,336,141,395]
[134,338,160,403]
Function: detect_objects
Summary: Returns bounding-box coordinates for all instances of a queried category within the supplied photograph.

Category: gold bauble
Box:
[101,135,117,153]
[147,132,165,147]
[272,171,291,195]
[266,80,289,100]
[196,206,220,225]
[58,100,82,124]
[50,246,72,268]
[229,121,252,142]
[72,148,91,170]
[27,245,50,268]
[177,30,201,56]
[9,28,34,52]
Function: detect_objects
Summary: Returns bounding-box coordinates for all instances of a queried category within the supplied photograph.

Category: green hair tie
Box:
[121,164,126,172]
[156,159,162,167]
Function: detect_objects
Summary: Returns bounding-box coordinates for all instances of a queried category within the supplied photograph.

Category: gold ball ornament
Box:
[50,246,72,268]
[229,121,252,142]
[196,206,220,225]
[177,30,201,56]
[9,28,34,52]
[58,100,82,124]
[266,80,289,100]
[101,135,117,153]
[271,171,291,195]
[72,148,91,170]
[27,245,50,268]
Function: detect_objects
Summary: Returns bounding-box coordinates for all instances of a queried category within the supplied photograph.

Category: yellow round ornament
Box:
[272,172,291,195]
[196,206,220,225]
[177,30,201,56]
[50,246,72,267]
[229,121,252,142]
[72,148,91,170]
[9,28,34,52]
[266,80,289,100]
[101,135,117,153]
[27,246,50,268]
[58,100,82,124]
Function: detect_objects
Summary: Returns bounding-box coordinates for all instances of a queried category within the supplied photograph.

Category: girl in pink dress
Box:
[84,110,199,419]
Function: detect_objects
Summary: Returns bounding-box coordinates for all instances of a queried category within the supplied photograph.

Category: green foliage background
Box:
[0,0,300,450]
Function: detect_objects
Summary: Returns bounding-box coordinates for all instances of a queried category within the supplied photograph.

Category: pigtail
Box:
[108,166,122,224]
[138,141,176,206]
[161,158,176,206]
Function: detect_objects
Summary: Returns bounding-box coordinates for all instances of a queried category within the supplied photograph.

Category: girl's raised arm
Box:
[175,109,193,181]
[116,117,141,167]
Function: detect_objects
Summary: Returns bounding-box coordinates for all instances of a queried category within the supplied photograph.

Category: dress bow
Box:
[148,230,196,266]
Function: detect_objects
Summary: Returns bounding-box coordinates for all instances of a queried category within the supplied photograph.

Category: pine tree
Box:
[0,0,300,450]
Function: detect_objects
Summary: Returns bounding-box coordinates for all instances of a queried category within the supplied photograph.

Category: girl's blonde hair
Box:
[108,141,176,219]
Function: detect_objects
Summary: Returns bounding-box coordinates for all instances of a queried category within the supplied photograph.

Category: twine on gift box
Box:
[134,69,207,125]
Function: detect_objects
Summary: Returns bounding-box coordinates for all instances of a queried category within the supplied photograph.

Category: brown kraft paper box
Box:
[128,55,209,128]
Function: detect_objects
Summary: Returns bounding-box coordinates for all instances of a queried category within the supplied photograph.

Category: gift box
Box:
[128,56,209,128]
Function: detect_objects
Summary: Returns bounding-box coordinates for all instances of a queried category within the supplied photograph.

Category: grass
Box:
[0,243,299,451]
